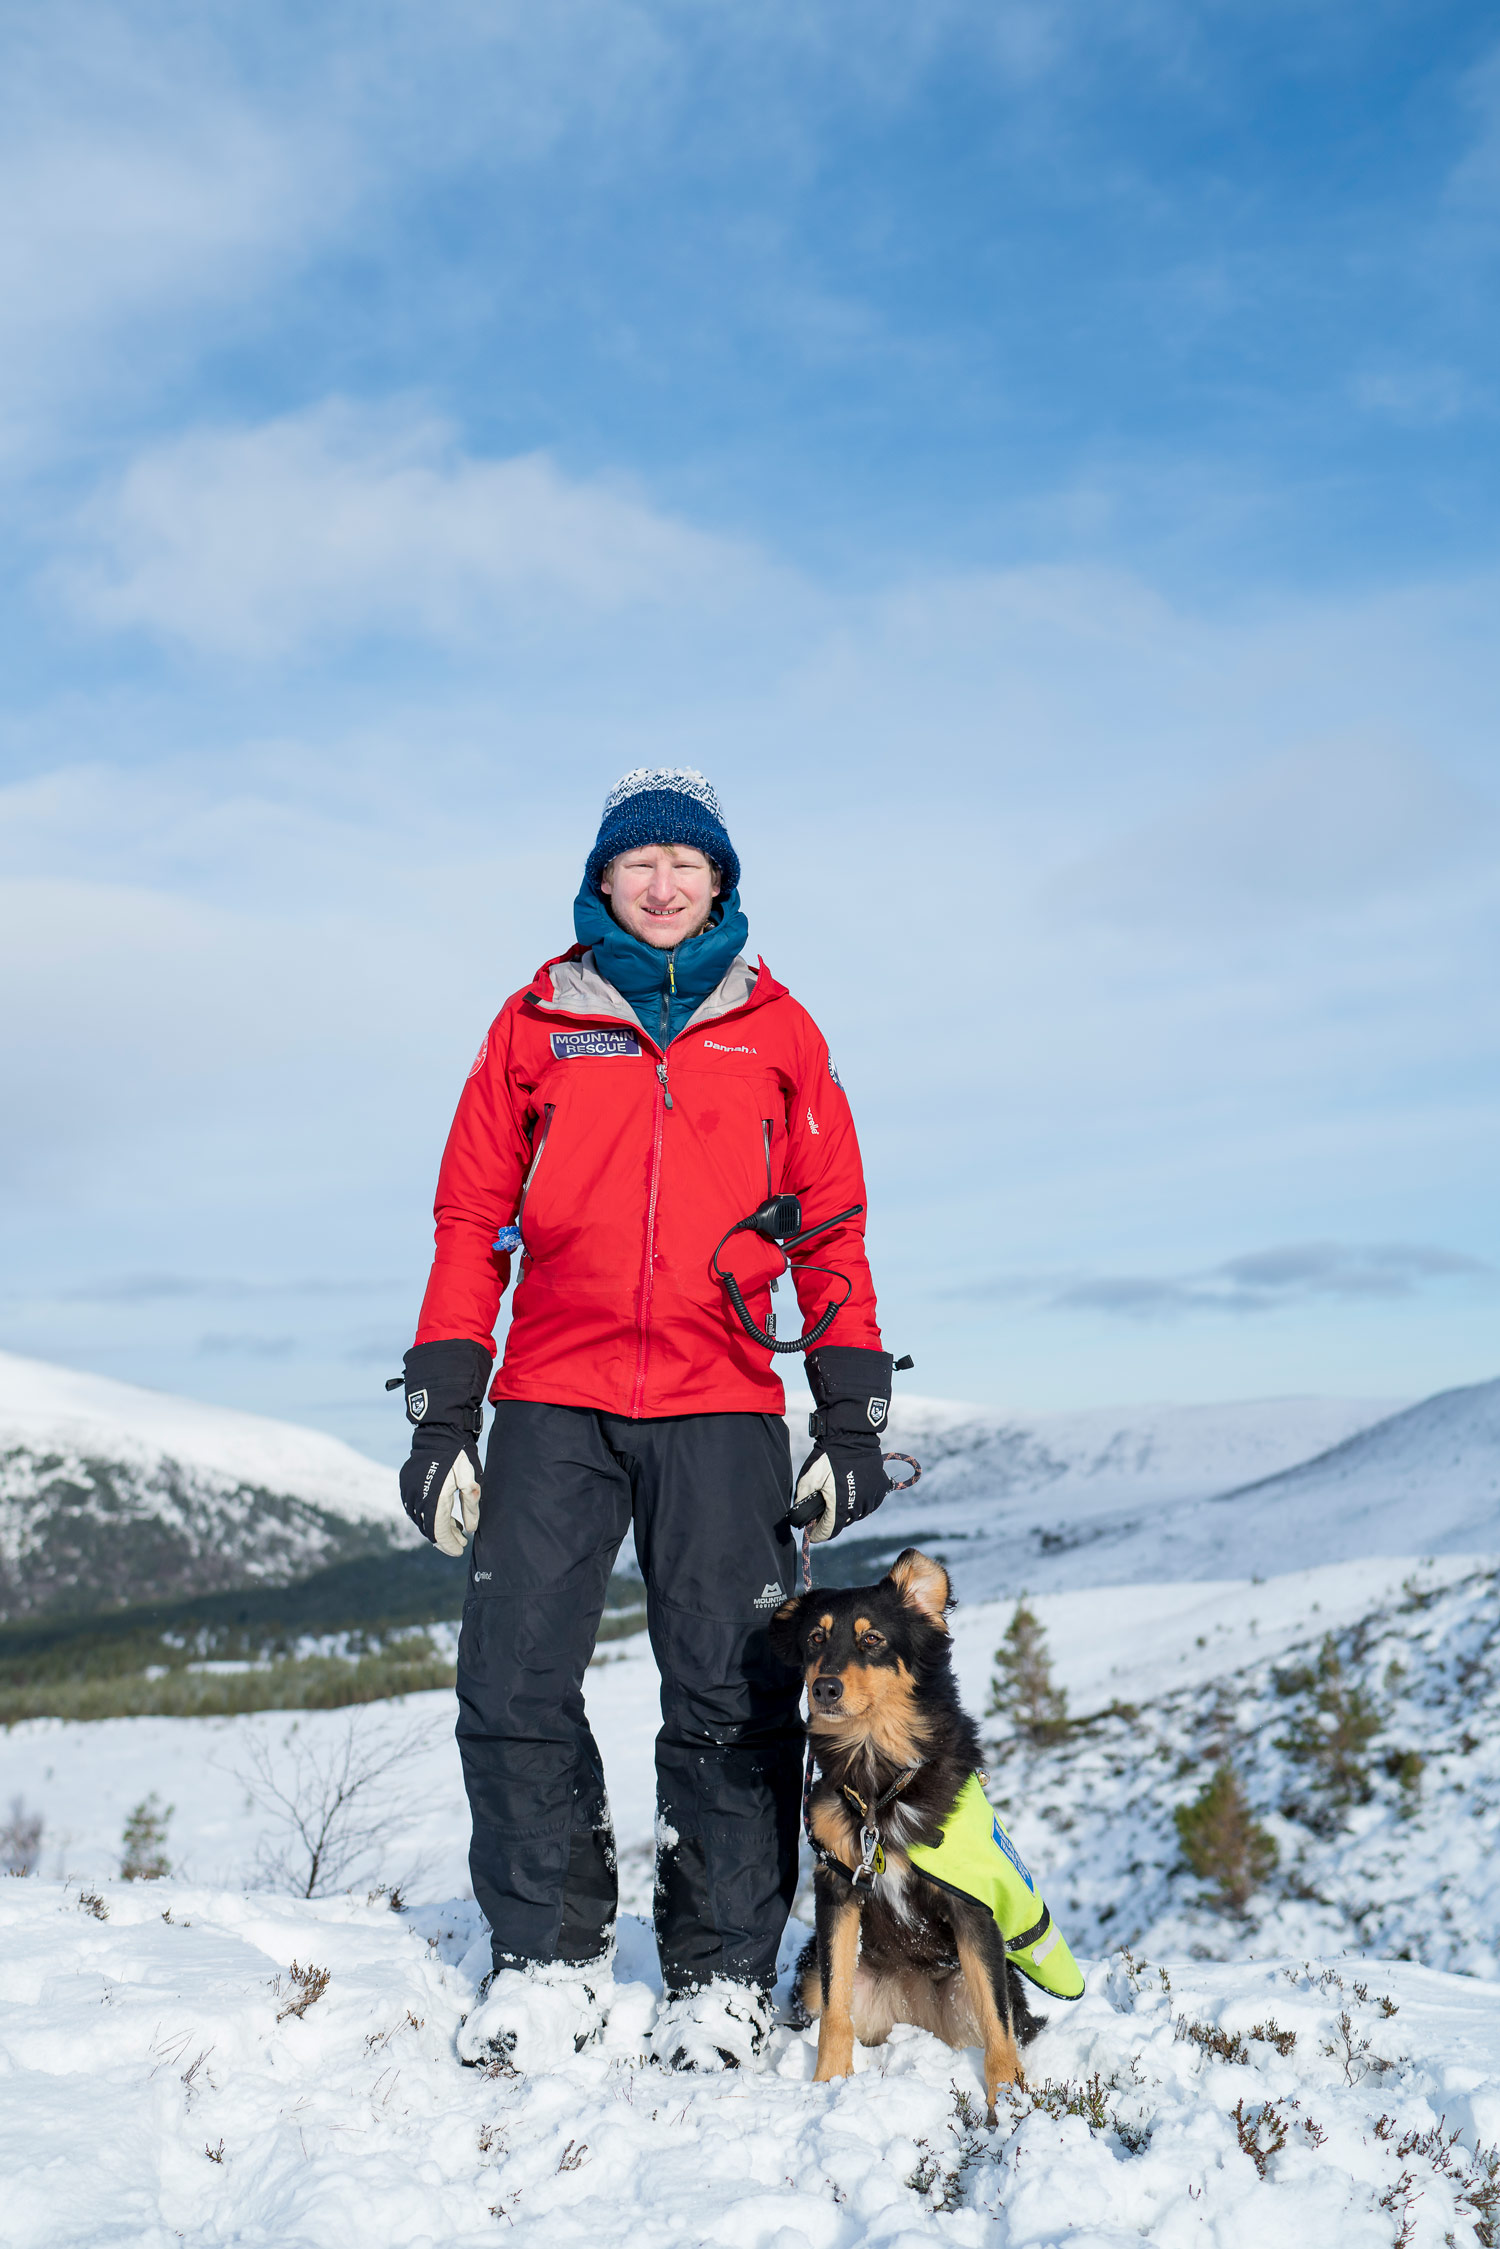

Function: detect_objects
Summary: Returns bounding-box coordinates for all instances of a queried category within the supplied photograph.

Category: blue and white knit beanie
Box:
[585,767,741,896]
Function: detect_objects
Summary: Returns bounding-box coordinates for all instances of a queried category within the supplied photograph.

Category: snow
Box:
[983,1556,1500,1983]
[6,1550,1492,1917]
[836,1385,1500,1597]
[0,1351,1419,1612]
[7,1364,1500,2242]
[0,1347,404,1527]
[6,1882,1500,2247]
[944,1553,1489,1716]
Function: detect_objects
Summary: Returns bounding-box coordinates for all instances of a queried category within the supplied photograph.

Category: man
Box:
[398,767,894,2073]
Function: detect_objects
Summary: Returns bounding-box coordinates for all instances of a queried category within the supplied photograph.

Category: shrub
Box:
[0,1639,454,1725]
[1174,1761,1277,1910]
[1274,1635,1381,1815]
[1383,1747,1425,1810]
[121,1793,173,1881]
[1,1795,43,1875]
[237,1712,433,1898]
[987,1601,1070,1743]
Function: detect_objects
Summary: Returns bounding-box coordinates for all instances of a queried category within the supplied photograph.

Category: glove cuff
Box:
[805,1345,893,1440]
[402,1338,492,1434]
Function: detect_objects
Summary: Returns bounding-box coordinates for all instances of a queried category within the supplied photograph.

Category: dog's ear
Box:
[885,1549,951,1629]
[767,1593,805,1667]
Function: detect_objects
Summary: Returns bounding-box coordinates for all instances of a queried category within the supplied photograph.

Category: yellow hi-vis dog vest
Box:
[906,1774,1085,2002]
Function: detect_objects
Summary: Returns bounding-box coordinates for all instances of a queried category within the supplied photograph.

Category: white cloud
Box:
[58,402,767,656]
[1047,738,1500,930]
[0,8,351,455]
[1352,366,1489,427]
[1449,40,1500,207]
[1034,1243,1492,1321]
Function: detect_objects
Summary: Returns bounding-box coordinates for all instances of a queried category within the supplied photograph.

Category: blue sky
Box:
[2,0,1497,1460]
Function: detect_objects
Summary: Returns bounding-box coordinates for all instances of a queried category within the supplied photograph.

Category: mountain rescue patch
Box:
[550,1029,643,1060]
[467,1036,489,1079]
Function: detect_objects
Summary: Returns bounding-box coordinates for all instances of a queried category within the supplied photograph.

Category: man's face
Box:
[601,846,721,948]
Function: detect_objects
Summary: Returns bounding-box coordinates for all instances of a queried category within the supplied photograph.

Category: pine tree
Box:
[1174,1761,1277,1911]
[1274,1634,1381,1815]
[987,1601,1070,1744]
[120,1794,173,1882]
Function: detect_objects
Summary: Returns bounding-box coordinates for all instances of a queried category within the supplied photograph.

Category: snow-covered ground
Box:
[7,1882,1500,2246]
[7,1355,1500,2244]
[4,1554,1467,1898]
[8,1548,1500,2243]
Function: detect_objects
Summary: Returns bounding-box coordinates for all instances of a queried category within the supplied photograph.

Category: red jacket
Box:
[415,945,882,1416]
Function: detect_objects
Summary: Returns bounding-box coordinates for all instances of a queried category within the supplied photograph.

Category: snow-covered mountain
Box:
[812,1387,1407,1595]
[0,1350,411,1622]
[5,1346,1496,1626]
[1194,1375,1500,1567]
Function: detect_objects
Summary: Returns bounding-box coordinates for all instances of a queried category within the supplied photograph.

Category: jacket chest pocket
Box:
[673,1064,787,1217]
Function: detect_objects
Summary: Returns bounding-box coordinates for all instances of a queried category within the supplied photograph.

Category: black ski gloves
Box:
[398,1339,491,1555]
[788,1344,894,1544]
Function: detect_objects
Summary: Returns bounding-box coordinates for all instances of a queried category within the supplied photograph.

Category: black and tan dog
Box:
[771,1548,1047,2119]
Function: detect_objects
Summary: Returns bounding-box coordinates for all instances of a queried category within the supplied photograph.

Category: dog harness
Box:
[906,1774,1085,2001]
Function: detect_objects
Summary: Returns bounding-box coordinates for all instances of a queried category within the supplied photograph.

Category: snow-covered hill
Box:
[0,1350,410,1622]
[833,1381,1500,1596]
[975,1556,1500,1980]
[812,1387,1405,1594]
[1202,1375,1500,1563]
[0,1353,1417,1623]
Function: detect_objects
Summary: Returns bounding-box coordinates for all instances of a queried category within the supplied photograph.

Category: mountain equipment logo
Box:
[867,1397,887,1427]
[752,1582,785,1610]
[467,1035,488,1079]
[406,1389,429,1422]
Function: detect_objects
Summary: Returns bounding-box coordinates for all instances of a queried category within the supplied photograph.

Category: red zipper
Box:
[630,1061,669,1416]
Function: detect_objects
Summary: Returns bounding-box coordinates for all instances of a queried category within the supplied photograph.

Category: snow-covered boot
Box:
[457,1957,611,2072]
[651,1978,772,2072]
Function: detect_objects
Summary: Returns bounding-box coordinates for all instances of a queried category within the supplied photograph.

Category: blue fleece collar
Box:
[573,880,749,1046]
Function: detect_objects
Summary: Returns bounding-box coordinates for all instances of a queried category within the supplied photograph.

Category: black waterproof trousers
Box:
[455,1402,804,1993]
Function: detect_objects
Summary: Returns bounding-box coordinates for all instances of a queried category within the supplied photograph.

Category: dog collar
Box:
[839,1765,921,1885]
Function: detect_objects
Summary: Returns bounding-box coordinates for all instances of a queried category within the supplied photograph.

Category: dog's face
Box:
[769,1548,952,1757]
